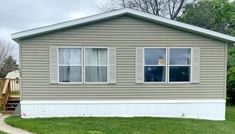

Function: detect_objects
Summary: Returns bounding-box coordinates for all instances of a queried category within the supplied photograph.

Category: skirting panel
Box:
[21,100,225,120]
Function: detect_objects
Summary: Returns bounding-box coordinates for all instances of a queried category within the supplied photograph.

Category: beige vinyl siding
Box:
[19,15,226,100]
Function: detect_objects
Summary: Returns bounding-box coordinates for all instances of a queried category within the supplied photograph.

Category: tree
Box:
[0,56,18,78]
[104,0,198,19]
[0,38,11,69]
[227,45,235,104]
[179,0,235,104]
[0,33,18,78]
[179,0,235,35]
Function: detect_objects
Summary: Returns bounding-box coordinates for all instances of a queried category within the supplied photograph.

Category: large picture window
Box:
[59,48,82,82]
[169,48,191,82]
[144,48,166,82]
[85,48,108,83]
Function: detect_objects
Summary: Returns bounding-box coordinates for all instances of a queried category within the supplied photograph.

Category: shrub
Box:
[227,67,235,105]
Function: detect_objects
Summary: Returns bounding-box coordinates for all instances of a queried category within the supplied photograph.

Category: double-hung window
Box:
[85,48,108,83]
[58,47,108,83]
[169,48,191,82]
[144,48,166,82]
[59,48,82,83]
[144,48,191,83]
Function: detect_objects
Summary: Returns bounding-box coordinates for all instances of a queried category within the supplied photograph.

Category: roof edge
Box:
[12,8,235,43]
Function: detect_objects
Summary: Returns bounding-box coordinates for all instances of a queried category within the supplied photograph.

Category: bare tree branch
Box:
[172,0,185,19]
[0,39,10,67]
[104,0,198,20]
[122,0,126,8]
[153,0,160,15]
[167,0,172,18]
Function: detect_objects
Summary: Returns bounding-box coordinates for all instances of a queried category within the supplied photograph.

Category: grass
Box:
[5,106,235,134]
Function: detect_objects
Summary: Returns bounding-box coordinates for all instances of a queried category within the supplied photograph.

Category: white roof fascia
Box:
[12,8,235,43]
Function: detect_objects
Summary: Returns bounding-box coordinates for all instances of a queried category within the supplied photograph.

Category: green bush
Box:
[227,67,235,105]
[227,45,235,105]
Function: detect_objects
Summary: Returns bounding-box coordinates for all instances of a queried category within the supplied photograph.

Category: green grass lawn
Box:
[5,106,235,134]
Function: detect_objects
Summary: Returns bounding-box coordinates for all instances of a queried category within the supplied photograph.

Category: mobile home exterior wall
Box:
[19,16,227,119]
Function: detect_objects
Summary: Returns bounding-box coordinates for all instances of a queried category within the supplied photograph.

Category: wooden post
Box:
[2,79,11,112]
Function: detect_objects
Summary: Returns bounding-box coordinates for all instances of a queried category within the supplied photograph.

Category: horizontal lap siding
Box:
[20,16,226,100]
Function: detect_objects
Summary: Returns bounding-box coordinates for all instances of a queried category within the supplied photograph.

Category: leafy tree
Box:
[0,56,18,78]
[179,0,235,104]
[179,0,235,35]
[227,44,235,104]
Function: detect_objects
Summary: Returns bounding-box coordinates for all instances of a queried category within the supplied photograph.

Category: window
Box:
[143,47,191,83]
[169,48,191,82]
[144,48,166,82]
[58,47,108,83]
[59,48,82,82]
[85,48,108,82]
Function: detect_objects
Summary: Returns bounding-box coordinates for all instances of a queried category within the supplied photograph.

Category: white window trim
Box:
[143,47,192,84]
[143,47,167,83]
[57,46,83,84]
[84,47,109,84]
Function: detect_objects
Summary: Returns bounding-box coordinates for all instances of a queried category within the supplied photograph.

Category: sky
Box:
[0,0,107,34]
[0,0,108,60]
